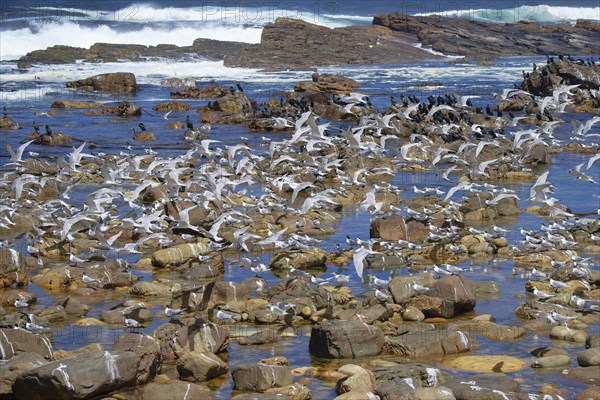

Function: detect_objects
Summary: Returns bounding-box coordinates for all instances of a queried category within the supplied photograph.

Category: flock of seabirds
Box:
[0,54,599,397]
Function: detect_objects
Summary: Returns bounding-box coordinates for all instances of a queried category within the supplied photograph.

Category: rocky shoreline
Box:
[15,13,600,69]
[1,50,599,400]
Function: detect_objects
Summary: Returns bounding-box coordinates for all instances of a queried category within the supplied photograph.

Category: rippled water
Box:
[1,55,599,399]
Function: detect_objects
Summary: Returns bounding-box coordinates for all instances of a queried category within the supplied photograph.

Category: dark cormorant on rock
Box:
[33,122,40,133]
[2,105,7,117]
[485,104,493,116]
[45,124,52,134]
[236,83,244,92]
[139,123,146,132]
[186,116,194,130]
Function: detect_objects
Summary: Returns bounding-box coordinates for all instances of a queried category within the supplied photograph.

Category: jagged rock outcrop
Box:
[521,59,600,96]
[374,13,600,60]
[224,17,441,69]
[66,72,140,93]
[18,40,248,66]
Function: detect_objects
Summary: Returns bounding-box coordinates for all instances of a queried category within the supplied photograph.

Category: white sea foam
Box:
[415,5,600,24]
[0,21,262,61]
[0,3,372,61]
[412,43,465,59]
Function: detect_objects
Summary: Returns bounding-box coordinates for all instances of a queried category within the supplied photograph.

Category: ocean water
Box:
[0,2,599,400]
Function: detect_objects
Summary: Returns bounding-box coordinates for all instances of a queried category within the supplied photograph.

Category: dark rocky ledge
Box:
[17,39,248,67]
[223,17,442,69]
[373,13,600,60]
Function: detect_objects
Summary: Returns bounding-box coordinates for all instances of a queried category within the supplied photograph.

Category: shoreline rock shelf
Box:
[15,14,600,69]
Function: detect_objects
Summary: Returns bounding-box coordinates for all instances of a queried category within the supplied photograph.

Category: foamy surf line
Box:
[0,60,317,104]
[0,21,262,61]
[412,43,465,59]
[414,4,600,24]
[0,3,372,60]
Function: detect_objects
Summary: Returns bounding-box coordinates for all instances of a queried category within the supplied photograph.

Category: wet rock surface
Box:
[374,13,600,61]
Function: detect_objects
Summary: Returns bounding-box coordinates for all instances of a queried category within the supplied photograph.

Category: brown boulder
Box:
[200,281,249,310]
[269,247,327,270]
[111,333,162,384]
[211,91,254,114]
[382,329,477,358]
[232,362,293,392]
[0,248,26,288]
[309,320,384,359]
[66,72,140,92]
[294,73,361,94]
[430,275,477,317]
[0,328,53,360]
[153,317,229,360]
[176,351,228,382]
[133,131,156,141]
[141,379,211,400]
[152,101,193,112]
[370,214,429,242]
[521,142,551,165]
[170,84,229,99]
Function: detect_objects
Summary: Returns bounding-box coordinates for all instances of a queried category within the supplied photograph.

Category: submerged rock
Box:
[445,355,525,373]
